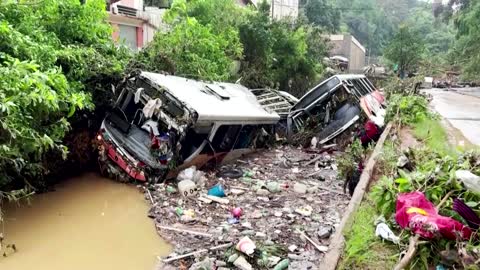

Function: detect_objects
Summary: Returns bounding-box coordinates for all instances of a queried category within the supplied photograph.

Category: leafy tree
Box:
[383,25,425,76]
[450,0,480,78]
[0,0,129,191]
[134,0,243,80]
[303,0,340,33]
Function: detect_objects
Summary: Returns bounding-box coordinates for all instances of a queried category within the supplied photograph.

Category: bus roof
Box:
[140,72,280,124]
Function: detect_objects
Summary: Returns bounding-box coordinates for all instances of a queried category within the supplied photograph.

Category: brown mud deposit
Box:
[147,145,350,269]
[0,173,171,270]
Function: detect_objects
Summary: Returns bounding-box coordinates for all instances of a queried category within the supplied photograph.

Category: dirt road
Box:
[424,88,480,146]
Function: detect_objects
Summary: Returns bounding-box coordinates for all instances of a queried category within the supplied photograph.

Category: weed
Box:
[339,197,399,270]
[413,118,456,156]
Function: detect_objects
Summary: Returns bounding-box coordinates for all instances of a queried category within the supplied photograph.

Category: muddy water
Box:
[0,173,171,270]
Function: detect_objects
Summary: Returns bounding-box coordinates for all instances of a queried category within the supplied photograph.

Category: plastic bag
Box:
[395,191,472,240]
[456,170,480,193]
[177,166,205,185]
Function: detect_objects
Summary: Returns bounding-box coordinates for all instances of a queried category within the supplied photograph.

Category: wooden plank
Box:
[321,122,393,270]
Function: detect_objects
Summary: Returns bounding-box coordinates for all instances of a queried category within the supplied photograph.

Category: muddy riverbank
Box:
[0,173,171,270]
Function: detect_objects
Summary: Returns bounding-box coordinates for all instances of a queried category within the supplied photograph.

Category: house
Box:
[237,0,299,19]
[328,34,366,73]
[107,0,168,50]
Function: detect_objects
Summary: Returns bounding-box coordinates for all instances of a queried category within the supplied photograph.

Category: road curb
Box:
[322,122,393,270]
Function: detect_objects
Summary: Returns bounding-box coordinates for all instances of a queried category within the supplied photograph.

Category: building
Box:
[107,0,167,50]
[238,0,299,19]
[328,34,366,73]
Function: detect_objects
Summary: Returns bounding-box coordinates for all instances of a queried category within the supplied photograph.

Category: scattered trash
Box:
[148,145,347,269]
[232,207,243,219]
[456,170,480,193]
[227,217,240,224]
[292,167,300,174]
[267,182,281,193]
[178,180,197,197]
[395,191,472,240]
[273,259,289,270]
[288,245,298,252]
[317,226,334,239]
[375,221,400,244]
[295,205,313,216]
[177,166,205,184]
[233,255,253,270]
[166,185,177,193]
[236,236,256,255]
[452,198,480,229]
[207,184,226,197]
[217,167,244,179]
[293,183,307,194]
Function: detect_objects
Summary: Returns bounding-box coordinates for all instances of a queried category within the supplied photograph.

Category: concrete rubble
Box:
[144,145,350,269]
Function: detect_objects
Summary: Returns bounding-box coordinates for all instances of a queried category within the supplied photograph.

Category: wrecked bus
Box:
[287,74,386,144]
[96,72,280,183]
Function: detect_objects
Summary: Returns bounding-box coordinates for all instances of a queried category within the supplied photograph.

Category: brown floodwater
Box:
[0,173,171,270]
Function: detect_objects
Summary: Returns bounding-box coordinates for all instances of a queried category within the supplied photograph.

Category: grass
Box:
[412,118,456,156]
[338,197,399,270]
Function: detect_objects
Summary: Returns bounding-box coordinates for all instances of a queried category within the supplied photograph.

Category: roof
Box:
[291,74,367,112]
[140,72,280,123]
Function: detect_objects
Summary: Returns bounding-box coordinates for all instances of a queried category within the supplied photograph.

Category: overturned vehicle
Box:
[96,72,279,183]
[287,74,386,145]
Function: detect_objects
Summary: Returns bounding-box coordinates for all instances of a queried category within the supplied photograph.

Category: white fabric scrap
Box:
[143,98,162,119]
[134,88,144,104]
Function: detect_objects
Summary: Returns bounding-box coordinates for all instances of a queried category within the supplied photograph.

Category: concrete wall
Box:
[328,34,366,72]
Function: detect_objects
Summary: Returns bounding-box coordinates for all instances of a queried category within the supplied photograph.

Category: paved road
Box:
[424,88,480,146]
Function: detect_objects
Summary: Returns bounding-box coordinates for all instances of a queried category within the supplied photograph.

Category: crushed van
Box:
[96,72,279,183]
[287,74,386,145]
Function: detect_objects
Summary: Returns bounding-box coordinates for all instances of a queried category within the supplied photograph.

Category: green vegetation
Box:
[135,0,328,96]
[413,118,455,156]
[339,197,398,270]
[383,25,425,76]
[0,0,129,194]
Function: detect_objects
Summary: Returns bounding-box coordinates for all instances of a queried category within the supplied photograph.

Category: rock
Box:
[295,205,313,217]
[268,256,282,267]
[228,254,239,263]
[267,182,281,193]
[233,256,253,270]
[256,189,270,196]
[251,210,263,219]
[397,155,409,168]
[317,226,333,239]
[230,189,246,195]
[289,261,319,270]
[216,260,227,267]
[293,183,307,194]
[241,230,256,236]
[255,232,267,238]
[288,245,298,252]
[242,222,252,229]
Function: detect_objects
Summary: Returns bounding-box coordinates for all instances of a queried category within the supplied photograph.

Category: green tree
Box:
[303,0,340,33]
[0,0,129,191]
[450,0,480,78]
[384,25,425,76]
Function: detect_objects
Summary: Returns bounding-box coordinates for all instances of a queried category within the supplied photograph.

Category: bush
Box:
[0,0,129,191]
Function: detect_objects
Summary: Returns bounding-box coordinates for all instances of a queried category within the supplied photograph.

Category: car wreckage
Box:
[287,74,386,145]
[96,72,279,183]
[96,72,385,183]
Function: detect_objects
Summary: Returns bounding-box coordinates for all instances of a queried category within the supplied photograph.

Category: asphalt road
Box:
[424,88,480,146]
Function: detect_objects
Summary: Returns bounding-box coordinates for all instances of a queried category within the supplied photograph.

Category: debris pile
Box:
[144,145,350,269]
